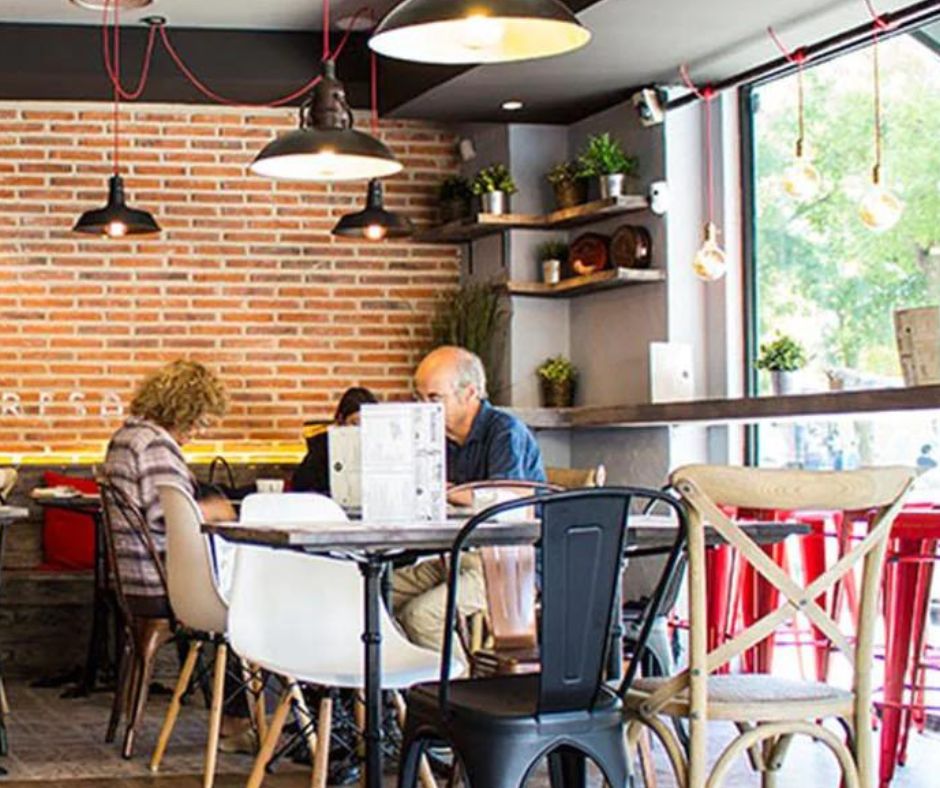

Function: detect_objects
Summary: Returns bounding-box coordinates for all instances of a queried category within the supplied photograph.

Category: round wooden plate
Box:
[569,232,609,276]
[610,224,652,269]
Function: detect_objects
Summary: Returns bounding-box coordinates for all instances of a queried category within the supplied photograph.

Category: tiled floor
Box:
[1,679,938,785]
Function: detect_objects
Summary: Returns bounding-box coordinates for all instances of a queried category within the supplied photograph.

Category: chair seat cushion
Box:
[409,674,620,721]
[626,674,854,721]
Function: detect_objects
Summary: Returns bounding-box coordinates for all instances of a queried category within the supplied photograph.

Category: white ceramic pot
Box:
[481,190,507,215]
[770,370,799,396]
[599,173,625,199]
[542,259,561,285]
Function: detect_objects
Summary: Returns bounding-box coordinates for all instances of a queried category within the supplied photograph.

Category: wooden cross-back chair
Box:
[624,464,915,788]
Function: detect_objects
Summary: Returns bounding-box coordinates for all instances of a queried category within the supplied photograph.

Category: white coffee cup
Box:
[256,478,285,493]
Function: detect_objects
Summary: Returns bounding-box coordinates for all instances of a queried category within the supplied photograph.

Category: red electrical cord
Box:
[768,27,809,156]
[864,0,892,183]
[680,64,716,224]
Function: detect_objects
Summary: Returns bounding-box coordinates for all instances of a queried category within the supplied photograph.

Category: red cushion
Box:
[39,471,99,571]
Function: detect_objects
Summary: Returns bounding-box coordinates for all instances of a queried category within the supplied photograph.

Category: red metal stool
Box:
[879,506,940,787]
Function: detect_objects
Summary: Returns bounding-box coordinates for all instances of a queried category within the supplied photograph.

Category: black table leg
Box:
[360,558,384,788]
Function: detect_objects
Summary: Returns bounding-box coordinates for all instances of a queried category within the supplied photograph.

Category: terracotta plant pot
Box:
[540,377,576,407]
[552,179,587,210]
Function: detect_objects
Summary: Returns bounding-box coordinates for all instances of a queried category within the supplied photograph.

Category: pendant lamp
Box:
[73,174,161,237]
[250,60,402,182]
[332,179,413,240]
[369,0,591,64]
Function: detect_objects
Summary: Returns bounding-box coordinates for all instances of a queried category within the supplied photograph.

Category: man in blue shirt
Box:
[392,345,545,649]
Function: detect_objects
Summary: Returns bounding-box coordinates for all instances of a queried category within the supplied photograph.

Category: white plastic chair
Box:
[231,491,453,788]
[150,481,260,788]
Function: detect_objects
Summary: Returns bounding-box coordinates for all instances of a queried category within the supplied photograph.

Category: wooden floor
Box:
[0,777,313,787]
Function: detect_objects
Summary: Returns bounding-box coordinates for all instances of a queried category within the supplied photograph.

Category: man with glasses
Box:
[393,345,545,650]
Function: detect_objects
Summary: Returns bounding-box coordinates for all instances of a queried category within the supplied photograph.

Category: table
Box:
[880,506,940,788]
[0,505,29,775]
[32,494,112,697]
[205,513,809,788]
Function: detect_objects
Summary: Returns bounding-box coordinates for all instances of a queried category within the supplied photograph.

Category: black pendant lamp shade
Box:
[369,0,591,64]
[250,60,402,182]
[332,179,413,240]
[73,174,161,238]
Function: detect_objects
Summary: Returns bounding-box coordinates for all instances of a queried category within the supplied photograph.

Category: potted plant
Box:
[546,161,587,210]
[577,132,638,199]
[537,355,577,407]
[471,164,517,215]
[536,240,568,284]
[437,175,472,224]
[755,333,807,395]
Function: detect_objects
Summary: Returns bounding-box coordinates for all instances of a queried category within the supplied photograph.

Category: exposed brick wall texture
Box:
[0,101,460,453]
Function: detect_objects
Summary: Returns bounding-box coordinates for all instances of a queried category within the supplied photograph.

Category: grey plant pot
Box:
[599,173,626,199]
[770,370,799,396]
[481,191,508,215]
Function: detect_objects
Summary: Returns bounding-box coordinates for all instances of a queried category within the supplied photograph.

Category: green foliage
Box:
[755,334,807,371]
[577,133,638,177]
[471,164,517,196]
[536,240,569,262]
[430,281,505,384]
[753,36,940,377]
[546,160,583,185]
[438,176,472,202]
[537,355,577,382]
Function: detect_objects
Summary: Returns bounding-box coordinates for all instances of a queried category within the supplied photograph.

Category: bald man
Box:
[392,346,545,651]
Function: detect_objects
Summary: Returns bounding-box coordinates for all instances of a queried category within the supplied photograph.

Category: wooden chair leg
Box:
[203,642,227,788]
[288,683,319,774]
[150,639,202,772]
[637,727,658,787]
[122,619,172,759]
[0,675,9,716]
[246,689,293,788]
[312,694,333,788]
[391,691,436,788]
[244,661,268,744]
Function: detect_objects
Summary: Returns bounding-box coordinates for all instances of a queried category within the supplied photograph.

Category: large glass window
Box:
[747,22,940,474]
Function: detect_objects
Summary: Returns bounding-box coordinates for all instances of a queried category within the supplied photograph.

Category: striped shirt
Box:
[102,416,196,598]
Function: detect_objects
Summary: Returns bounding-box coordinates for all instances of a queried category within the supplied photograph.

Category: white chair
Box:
[232,491,454,788]
[150,481,265,788]
[0,468,16,503]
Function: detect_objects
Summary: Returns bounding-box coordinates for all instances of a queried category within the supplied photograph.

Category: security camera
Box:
[648,180,669,215]
[631,87,666,127]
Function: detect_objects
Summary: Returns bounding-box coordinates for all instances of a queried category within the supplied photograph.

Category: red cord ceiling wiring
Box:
[680,64,716,224]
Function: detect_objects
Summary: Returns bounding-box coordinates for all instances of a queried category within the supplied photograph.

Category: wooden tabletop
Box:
[203,514,808,555]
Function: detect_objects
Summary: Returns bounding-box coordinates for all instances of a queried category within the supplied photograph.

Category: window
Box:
[745,22,940,473]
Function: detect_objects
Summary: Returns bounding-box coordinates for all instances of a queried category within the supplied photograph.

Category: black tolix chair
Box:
[397,486,687,788]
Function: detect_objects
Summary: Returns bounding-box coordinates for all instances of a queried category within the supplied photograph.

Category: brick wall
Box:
[0,101,460,457]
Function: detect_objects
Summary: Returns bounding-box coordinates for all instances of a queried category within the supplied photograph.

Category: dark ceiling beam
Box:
[0,23,372,108]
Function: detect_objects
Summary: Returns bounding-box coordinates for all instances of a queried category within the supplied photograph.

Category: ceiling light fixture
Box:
[250,59,402,182]
[332,179,414,240]
[501,99,524,111]
[73,0,160,238]
[369,0,591,64]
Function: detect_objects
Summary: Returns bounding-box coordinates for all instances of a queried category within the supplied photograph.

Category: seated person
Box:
[392,346,546,651]
[291,386,378,494]
[102,359,250,748]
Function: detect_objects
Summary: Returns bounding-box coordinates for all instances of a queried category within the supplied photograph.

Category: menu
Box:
[360,402,446,522]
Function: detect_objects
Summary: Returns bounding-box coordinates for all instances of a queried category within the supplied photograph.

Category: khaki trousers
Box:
[392,552,486,652]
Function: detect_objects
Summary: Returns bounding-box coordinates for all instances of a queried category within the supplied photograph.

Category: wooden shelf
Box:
[509,385,940,430]
[414,195,649,243]
[505,267,664,298]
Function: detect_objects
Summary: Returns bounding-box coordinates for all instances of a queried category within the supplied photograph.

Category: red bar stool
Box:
[879,506,940,787]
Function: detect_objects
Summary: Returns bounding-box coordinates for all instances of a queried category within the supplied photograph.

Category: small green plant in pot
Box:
[536,240,568,284]
[755,333,807,395]
[578,132,638,199]
[537,355,577,407]
[546,160,587,210]
[438,176,473,223]
[472,164,517,215]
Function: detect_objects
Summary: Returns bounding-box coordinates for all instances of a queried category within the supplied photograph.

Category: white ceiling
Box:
[0,0,398,30]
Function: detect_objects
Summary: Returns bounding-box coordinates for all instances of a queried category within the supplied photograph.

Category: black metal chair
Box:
[397,486,688,788]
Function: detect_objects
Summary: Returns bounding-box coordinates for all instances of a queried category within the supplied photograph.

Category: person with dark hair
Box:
[291,387,378,493]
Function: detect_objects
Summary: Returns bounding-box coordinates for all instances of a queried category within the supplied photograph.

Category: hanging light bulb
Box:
[858,22,902,232]
[369,0,591,64]
[251,60,402,182]
[332,179,414,240]
[693,222,727,282]
[782,142,821,201]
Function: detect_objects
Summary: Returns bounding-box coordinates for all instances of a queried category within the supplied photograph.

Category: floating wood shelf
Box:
[505,267,664,298]
[414,195,649,243]
[509,385,940,430]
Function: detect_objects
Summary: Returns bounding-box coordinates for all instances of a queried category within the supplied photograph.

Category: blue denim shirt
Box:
[447,399,546,484]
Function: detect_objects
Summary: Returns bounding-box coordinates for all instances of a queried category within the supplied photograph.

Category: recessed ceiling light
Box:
[501,100,524,111]
[70,0,154,9]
